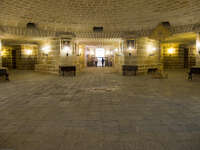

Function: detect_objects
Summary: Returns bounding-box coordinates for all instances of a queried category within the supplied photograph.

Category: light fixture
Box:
[25,49,33,55]
[128,46,132,51]
[63,45,71,56]
[147,45,156,56]
[0,50,6,57]
[42,45,51,55]
[168,48,175,55]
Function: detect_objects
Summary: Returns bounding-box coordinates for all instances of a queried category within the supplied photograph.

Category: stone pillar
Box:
[35,39,60,74]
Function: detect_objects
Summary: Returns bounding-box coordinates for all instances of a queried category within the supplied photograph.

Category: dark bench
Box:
[59,66,76,76]
[0,68,9,81]
[188,67,200,80]
[122,65,138,76]
[148,68,158,74]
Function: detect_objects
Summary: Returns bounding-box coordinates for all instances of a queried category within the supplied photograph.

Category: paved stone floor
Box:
[0,68,200,150]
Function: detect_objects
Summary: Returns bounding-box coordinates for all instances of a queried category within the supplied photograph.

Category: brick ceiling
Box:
[0,0,200,33]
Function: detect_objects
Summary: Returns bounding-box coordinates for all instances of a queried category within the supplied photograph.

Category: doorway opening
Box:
[96,48,105,67]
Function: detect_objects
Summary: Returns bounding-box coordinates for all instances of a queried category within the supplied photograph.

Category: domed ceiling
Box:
[0,0,199,32]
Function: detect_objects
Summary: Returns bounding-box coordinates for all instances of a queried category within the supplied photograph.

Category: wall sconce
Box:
[147,46,156,56]
[42,45,51,56]
[168,48,175,55]
[25,49,33,56]
[127,40,135,56]
[128,47,133,56]
[63,45,71,56]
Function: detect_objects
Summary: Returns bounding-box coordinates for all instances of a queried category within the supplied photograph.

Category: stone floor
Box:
[0,68,200,150]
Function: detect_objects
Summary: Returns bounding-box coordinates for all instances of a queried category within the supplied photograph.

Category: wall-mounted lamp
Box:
[42,45,51,56]
[147,45,156,56]
[25,49,33,56]
[127,40,135,56]
[63,45,71,56]
[168,48,175,55]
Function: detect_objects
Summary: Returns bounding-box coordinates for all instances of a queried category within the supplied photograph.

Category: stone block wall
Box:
[114,55,124,74]
[124,37,161,73]
[1,46,13,68]
[35,39,86,74]
[17,45,38,70]
[162,43,183,69]
[35,40,60,74]
[187,44,196,67]
[1,45,38,70]
[161,43,196,69]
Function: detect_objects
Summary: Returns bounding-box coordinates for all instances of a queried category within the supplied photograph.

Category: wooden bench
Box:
[122,65,138,76]
[0,67,9,81]
[59,66,76,76]
[188,66,200,80]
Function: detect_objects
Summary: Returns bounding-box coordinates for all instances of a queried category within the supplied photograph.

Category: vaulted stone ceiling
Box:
[1,0,200,33]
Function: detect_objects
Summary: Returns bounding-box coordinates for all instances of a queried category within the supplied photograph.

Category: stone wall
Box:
[161,43,196,69]
[1,45,38,70]
[1,46,13,68]
[114,55,124,74]
[124,37,161,73]
[17,45,38,70]
[35,40,60,74]
[35,39,86,74]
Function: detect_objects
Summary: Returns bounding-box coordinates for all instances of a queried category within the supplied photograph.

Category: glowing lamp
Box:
[63,46,70,54]
[147,45,156,56]
[25,49,33,55]
[168,48,175,54]
[128,47,132,51]
[42,45,51,55]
